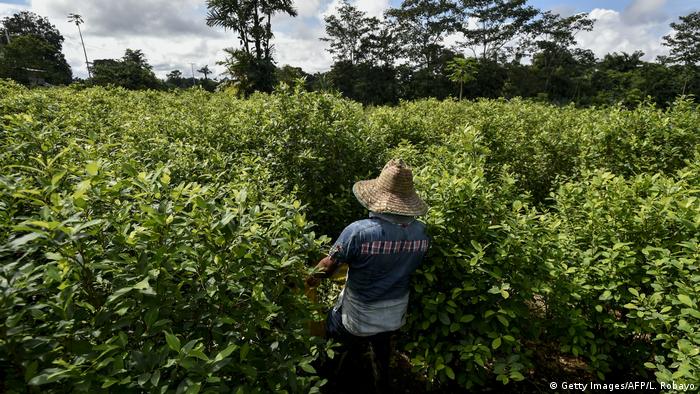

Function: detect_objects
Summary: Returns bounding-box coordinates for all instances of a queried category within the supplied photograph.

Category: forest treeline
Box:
[0,1,698,107]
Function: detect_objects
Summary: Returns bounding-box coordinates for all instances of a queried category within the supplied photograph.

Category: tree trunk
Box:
[264,12,271,60]
[252,0,263,61]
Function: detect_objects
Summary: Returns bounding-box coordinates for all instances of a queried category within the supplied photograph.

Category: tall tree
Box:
[518,11,594,61]
[321,0,376,65]
[521,11,595,93]
[1,11,64,49]
[206,0,297,92]
[662,11,700,94]
[456,0,538,61]
[385,0,460,71]
[662,11,700,66]
[0,11,71,85]
[67,13,91,78]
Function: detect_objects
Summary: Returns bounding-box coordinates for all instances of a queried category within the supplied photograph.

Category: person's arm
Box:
[305,255,341,288]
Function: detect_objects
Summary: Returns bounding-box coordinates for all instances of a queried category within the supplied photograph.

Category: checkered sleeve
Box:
[328,224,358,265]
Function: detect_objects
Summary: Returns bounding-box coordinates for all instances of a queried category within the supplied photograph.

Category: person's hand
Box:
[305,276,321,288]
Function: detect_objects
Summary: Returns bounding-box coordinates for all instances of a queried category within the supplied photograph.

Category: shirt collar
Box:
[369,211,415,225]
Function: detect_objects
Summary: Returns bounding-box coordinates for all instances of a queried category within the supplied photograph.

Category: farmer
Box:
[306,159,430,391]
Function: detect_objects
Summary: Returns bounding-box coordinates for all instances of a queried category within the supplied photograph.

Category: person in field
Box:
[306,158,430,391]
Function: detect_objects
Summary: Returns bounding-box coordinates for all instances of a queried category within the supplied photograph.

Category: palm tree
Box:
[197,65,212,81]
[68,13,91,78]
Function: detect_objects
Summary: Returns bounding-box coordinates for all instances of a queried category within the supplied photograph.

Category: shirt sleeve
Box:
[328,224,359,265]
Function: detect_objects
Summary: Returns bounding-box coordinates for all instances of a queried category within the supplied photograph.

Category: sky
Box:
[0,0,697,79]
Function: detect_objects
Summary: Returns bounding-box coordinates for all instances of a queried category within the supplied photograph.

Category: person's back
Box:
[306,159,429,392]
[331,214,429,336]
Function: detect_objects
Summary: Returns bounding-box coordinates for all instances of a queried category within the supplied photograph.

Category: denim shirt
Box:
[329,212,430,336]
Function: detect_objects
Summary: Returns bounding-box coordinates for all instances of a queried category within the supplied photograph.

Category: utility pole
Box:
[190,63,195,86]
[4,28,10,44]
[68,14,91,78]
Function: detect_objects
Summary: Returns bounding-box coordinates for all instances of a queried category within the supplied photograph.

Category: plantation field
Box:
[1,80,699,393]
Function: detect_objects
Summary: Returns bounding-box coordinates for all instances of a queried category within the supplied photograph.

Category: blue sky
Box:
[0,0,697,78]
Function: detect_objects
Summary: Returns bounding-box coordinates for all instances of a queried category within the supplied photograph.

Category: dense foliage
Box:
[1,80,699,392]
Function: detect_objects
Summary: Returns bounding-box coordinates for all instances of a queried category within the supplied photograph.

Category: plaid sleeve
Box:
[328,224,358,264]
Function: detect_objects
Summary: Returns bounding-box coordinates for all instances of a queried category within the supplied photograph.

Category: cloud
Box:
[623,0,668,24]
[355,0,390,18]
[576,7,671,61]
[0,2,28,19]
[31,0,219,38]
[295,0,324,19]
[322,0,390,20]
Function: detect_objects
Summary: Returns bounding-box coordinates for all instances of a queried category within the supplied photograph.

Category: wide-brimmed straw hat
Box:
[352,159,428,216]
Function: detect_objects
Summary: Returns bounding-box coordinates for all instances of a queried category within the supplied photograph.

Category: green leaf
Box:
[106,287,133,304]
[438,312,450,325]
[628,288,639,297]
[133,278,151,290]
[215,344,238,362]
[150,370,160,386]
[240,342,250,361]
[444,366,455,380]
[86,161,100,176]
[678,294,694,307]
[300,362,316,374]
[9,232,42,249]
[509,371,525,381]
[186,382,201,394]
[492,337,502,350]
[189,348,209,361]
[165,332,181,352]
[460,314,475,323]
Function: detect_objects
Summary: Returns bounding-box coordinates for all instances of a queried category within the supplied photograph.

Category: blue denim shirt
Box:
[329,212,430,335]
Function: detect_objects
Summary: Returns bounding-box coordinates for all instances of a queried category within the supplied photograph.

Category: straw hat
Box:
[352,159,428,216]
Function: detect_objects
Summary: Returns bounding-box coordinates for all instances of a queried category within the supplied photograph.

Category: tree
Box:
[275,65,309,88]
[68,13,91,78]
[662,11,700,66]
[206,0,297,92]
[385,0,460,71]
[166,69,187,88]
[662,11,700,94]
[456,0,538,61]
[518,11,595,61]
[321,0,376,65]
[167,69,183,80]
[1,11,64,49]
[445,56,478,99]
[0,35,72,85]
[91,49,161,90]
[599,51,644,73]
[217,47,275,95]
[198,65,212,80]
[0,11,72,85]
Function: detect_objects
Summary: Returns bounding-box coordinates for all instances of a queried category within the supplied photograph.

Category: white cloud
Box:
[0,2,29,19]
[623,0,668,24]
[295,0,324,19]
[355,0,390,18]
[577,7,671,62]
[321,0,390,20]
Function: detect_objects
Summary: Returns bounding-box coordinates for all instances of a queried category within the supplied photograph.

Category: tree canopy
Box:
[0,11,72,85]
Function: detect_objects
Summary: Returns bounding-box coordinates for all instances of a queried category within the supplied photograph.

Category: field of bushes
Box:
[1,80,699,392]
